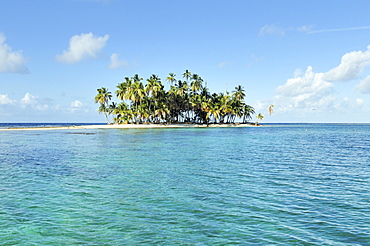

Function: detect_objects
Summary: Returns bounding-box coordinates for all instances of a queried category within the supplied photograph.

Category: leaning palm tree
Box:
[95,87,112,124]
[257,104,274,125]
[268,104,274,115]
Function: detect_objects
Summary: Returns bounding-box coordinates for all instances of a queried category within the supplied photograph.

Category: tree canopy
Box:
[95,70,256,125]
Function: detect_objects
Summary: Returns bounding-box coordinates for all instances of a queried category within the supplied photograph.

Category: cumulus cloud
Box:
[276,66,333,97]
[0,93,96,121]
[274,66,335,111]
[109,53,129,69]
[56,33,109,64]
[254,45,370,122]
[263,45,370,122]
[20,93,48,110]
[0,33,28,73]
[356,75,370,94]
[71,100,84,108]
[70,100,89,113]
[0,94,15,105]
[21,93,37,105]
[323,46,370,82]
[259,24,285,37]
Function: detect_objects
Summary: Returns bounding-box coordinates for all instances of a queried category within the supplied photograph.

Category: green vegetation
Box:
[255,105,274,125]
[95,70,256,125]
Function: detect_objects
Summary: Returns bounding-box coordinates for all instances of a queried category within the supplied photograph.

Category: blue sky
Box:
[1,0,370,123]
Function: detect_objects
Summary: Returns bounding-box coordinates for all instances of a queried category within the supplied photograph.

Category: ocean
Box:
[0,123,369,245]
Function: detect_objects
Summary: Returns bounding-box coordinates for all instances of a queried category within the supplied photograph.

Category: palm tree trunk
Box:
[104,112,111,125]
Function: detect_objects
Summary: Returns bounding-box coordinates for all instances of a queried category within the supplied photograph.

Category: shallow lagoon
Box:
[1,124,369,245]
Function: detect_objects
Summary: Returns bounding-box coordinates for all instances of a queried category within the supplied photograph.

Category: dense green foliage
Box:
[95,70,255,124]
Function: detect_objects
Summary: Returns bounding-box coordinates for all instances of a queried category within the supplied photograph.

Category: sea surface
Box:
[0,123,369,245]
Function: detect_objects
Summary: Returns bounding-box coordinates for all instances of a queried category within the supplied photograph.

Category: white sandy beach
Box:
[0,123,258,131]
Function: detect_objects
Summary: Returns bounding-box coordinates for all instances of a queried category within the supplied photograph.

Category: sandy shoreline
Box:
[0,123,258,131]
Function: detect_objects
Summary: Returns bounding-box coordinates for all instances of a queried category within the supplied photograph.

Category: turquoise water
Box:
[1,124,369,245]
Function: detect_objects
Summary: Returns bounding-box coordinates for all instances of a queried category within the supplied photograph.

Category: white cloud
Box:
[259,24,285,37]
[276,66,333,98]
[335,97,364,111]
[0,94,15,104]
[70,100,88,112]
[71,100,84,108]
[56,33,109,64]
[259,45,370,122]
[20,93,48,111]
[109,53,129,69]
[269,66,336,115]
[21,93,37,105]
[356,98,365,105]
[0,93,97,121]
[0,33,28,73]
[259,25,314,37]
[323,46,370,82]
[259,25,370,38]
[356,75,370,94]
[307,26,370,35]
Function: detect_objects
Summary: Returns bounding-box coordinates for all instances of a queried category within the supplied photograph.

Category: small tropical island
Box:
[95,70,270,126]
[0,70,274,131]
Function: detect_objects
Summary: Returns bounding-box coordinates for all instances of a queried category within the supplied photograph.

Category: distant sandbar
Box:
[0,123,258,131]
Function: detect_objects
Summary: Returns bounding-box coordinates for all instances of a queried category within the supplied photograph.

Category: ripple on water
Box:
[0,125,369,244]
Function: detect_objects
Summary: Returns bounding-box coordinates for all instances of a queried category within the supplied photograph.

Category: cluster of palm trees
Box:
[95,70,256,125]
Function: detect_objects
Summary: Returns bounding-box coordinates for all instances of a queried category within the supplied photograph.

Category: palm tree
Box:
[95,87,112,105]
[116,77,132,101]
[154,102,169,123]
[217,92,232,123]
[183,69,191,82]
[113,102,129,123]
[268,104,274,115]
[255,104,274,125]
[176,80,190,122]
[95,87,112,124]
[207,103,221,124]
[166,73,176,86]
[242,104,255,123]
[108,102,117,123]
[96,71,256,125]
[98,104,110,124]
[232,85,246,101]
[256,113,264,125]
[190,74,203,94]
